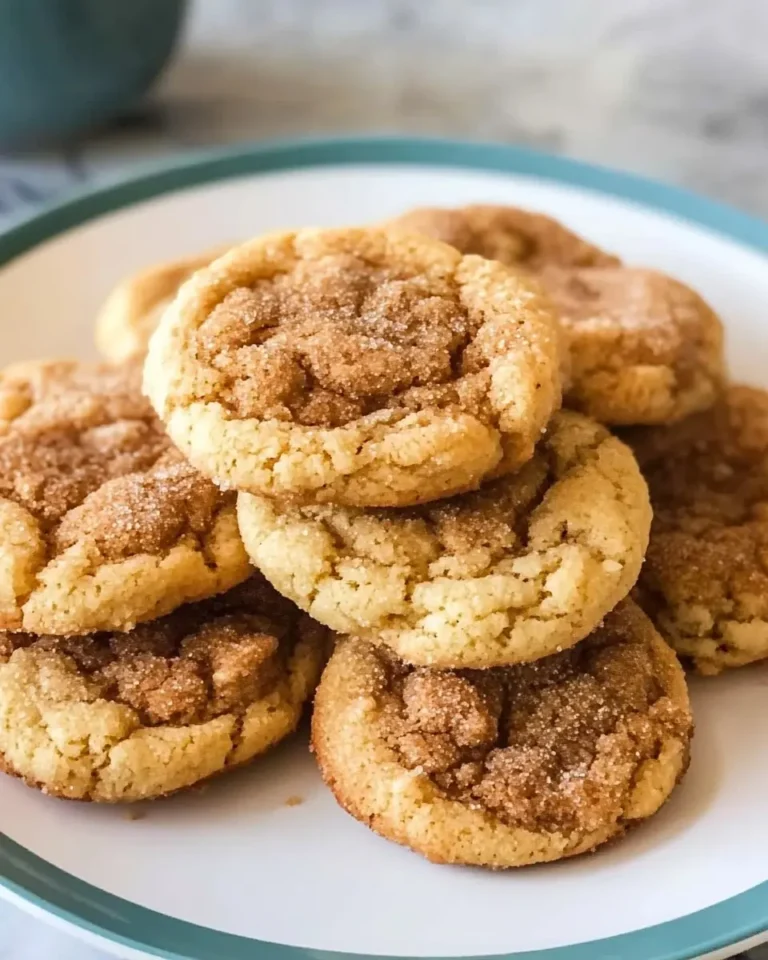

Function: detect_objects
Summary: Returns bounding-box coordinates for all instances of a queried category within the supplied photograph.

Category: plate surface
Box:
[0,138,767,960]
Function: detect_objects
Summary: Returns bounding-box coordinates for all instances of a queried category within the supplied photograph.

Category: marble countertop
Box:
[1,0,767,956]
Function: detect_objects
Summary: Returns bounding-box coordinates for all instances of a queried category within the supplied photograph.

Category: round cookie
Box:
[238,410,651,668]
[0,359,250,635]
[0,575,329,802]
[144,228,563,507]
[384,204,620,270]
[312,599,692,868]
[386,205,725,426]
[539,265,725,425]
[95,247,231,364]
[628,385,768,674]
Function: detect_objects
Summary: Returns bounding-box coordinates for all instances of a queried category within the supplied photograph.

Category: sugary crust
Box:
[386,205,725,426]
[540,266,726,425]
[7,506,250,636]
[311,601,692,868]
[0,360,250,634]
[0,579,328,802]
[144,229,563,507]
[95,247,231,364]
[628,385,768,673]
[238,411,651,667]
[384,205,620,270]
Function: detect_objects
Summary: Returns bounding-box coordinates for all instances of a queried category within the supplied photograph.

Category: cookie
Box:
[628,385,768,674]
[0,360,250,635]
[387,205,725,425]
[238,410,650,667]
[312,599,692,868]
[539,266,725,425]
[0,575,329,802]
[384,204,620,270]
[144,228,563,507]
[95,246,230,364]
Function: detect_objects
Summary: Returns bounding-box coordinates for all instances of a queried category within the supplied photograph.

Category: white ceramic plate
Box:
[0,138,767,960]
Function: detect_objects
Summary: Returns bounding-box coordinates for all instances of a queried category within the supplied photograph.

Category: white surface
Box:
[0,162,767,959]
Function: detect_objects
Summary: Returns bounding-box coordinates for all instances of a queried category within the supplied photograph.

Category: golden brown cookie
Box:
[387,205,725,425]
[94,246,231,364]
[312,599,692,868]
[384,205,620,270]
[540,266,725,425]
[144,228,563,507]
[238,411,650,667]
[628,385,768,674]
[0,576,329,802]
[0,359,250,635]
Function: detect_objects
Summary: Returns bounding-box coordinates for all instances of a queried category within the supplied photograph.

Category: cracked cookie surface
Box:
[0,575,329,801]
[144,228,563,507]
[312,599,692,868]
[628,385,768,674]
[387,205,724,425]
[0,359,250,635]
[239,410,650,667]
[95,246,231,364]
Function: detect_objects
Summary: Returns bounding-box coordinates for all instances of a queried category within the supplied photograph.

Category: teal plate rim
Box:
[1,135,767,960]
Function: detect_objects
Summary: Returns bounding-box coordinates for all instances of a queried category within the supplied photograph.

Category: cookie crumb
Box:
[285,795,304,807]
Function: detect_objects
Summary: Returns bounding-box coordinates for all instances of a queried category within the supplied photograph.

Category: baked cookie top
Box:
[628,385,768,674]
[0,360,250,635]
[0,575,329,801]
[144,228,563,507]
[387,205,724,426]
[312,599,692,868]
[540,266,725,425]
[95,246,231,364]
[384,205,620,270]
[238,410,651,667]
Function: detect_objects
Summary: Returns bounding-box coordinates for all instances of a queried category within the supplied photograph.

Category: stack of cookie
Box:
[0,360,328,801]
[5,203,760,873]
[99,212,765,685]
[387,206,767,679]
[136,222,696,868]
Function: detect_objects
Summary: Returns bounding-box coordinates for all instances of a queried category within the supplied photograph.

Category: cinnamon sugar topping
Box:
[540,266,723,386]
[0,361,225,558]
[385,207,724,426]
[193,253,486,427]
[626,386,768,672]
[539,265,724,425]
[0,577,314,726]
[385,205,620,270]
[373,602,689,833]
[145,227,563,506]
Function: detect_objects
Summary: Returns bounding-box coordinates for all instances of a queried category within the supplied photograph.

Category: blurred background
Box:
[1,0,767,225]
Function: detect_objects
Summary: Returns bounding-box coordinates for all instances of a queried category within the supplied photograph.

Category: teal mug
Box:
[0,0,187,146]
